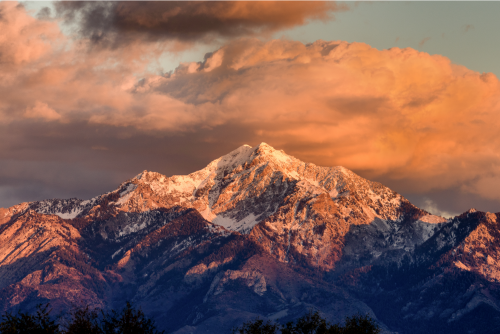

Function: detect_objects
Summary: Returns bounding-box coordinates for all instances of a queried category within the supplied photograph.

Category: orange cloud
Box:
[55,1,343,49]
[2,2,500,204]
[0,2,61,65]
[148,39,500,200]
[0,2,169,125]
[24,101,61,121]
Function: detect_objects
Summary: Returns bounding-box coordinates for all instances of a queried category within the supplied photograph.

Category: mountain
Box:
[0,143,499,333]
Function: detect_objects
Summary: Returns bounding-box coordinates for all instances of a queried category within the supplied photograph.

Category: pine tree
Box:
[101,302,164,334]
[0,304,59,334]
[232,311,381,334]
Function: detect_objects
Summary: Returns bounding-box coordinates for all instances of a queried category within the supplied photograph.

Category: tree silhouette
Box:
[64,305,102,334]
[0,304,59,334]
[232,318,279,334]
[233,311,381,334]
[102,302,164,334]
[0,302,164,334]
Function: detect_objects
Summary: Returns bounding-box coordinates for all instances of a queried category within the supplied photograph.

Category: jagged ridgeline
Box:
[0,143,499,333]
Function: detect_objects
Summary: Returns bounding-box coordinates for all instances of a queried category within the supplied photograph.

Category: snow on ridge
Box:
[212,213,259,233]
[329,188,339,199]
[53,208,83,220]
[117,219,149,238]
[168,175,199,193]
[120,183,137,197]
[30,198,96,220]
[215,144,254,171]
[86,144,419,231]
[123,145,258,203]
[296,180,325,196]
[199,207,217,222]
[123,144,353,211]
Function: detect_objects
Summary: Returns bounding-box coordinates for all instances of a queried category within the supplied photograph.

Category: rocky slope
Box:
[0,143,499,333]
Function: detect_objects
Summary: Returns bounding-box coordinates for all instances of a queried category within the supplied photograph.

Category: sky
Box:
[1,1,500,218]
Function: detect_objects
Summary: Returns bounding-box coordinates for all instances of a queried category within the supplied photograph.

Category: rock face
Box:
[0,143,499,333]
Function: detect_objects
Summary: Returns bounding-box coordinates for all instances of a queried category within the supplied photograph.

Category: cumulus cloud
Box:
[421,198,459,218]
[0,1,174,126]
[143,38,500,202]
[2,1,500,210]
[0,2,61,65]
[55,1,343,49]
[24,101,61,121]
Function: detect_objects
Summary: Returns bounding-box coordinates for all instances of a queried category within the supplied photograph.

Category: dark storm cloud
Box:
[54,1,342,47]
[36,6,52,20]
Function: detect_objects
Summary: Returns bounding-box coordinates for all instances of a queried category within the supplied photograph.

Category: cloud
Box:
[0,2,61,65]
[2,2,500,210]
[55,1,344,49]
[418,37,431,47]
[421,198,459,218]
[0,1,169,125]
[142,38,500,202]
[24,101,61,121]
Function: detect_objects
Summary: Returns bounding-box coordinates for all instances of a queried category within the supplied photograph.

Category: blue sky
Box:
[282,2,500,77]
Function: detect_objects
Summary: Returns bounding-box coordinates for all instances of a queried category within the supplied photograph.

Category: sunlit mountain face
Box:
[1,143,499,333]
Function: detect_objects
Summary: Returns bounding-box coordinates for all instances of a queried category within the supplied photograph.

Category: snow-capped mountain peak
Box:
[22,143,445,271]
[26,143,436,231]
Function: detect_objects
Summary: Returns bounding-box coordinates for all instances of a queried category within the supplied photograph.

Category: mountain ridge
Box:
[0,143,499,333]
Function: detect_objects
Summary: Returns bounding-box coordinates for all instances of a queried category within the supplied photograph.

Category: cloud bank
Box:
[1,2,500,211]
[55,1,341,49]
[141,39,500,202]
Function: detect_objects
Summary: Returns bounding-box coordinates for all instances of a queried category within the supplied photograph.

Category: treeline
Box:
[233,311,381,334]
[0,302,163,334]
[0,304,380,334]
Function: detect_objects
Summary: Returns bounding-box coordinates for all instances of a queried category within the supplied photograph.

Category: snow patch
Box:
[297,180,324,196]
[269,148,293,166]
[54,209,82,219]
[118,220,148,238]
[329,188,339,198]
[116,183,137,205]
[199,207,217,222]
[216,145,254,171]
[212,215,237,230]
[268,309,289,321]
[120,183,137,196]
[212,213,259,233]
[111,248,123,259]
[193,172,215,196]
[166,175,197,193]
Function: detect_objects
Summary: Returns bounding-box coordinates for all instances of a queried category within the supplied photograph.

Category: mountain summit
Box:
[1,143,499,333]
[28,143,442,270]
